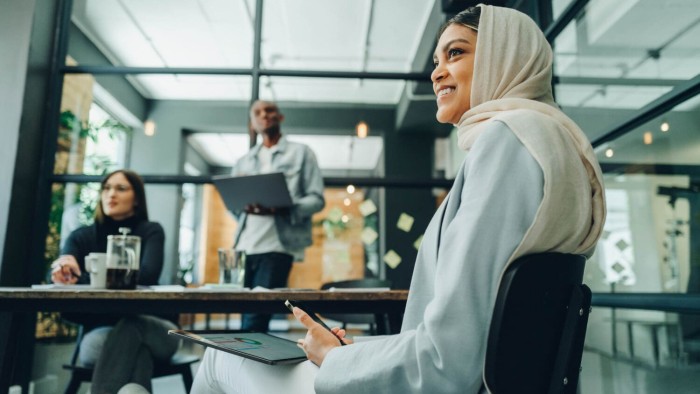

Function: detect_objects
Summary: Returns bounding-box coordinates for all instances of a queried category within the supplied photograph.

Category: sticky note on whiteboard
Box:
[361,227,379,245]
[413,235,424,251]
[396,213,414,232]
[359,199,377,217]
[383,250,402,269]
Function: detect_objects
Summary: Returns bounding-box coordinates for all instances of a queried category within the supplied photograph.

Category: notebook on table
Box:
[168,330,307,365]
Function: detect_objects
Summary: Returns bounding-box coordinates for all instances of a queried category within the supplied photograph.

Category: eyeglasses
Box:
[102,184,132,193]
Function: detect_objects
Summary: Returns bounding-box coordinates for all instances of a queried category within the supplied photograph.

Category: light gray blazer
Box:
[316,122,545,393]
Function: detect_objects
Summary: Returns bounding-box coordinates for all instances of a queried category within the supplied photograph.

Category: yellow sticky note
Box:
[396,213,414,232]
[413,235,424,251]
[383,250,402,269]
[326,207,343,223]
[359,199,377,217]
[361,227,379,245]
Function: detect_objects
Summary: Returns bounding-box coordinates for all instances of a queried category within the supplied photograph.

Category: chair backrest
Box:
[484,253,591,394]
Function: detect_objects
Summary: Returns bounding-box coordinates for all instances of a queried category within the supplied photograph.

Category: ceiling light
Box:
[343,198,351,206]
[144,120,156,137]
[605,148,614,158]
[356,121,369,139]
[346,184,355,194]
[660,121,670,132]
[643,131,653,145]
[341,215,349,223]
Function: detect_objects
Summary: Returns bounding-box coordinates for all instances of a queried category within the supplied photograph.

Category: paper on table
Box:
[149,285,185,291]
[359,199,377,217]
[199,284,250,291]
[31,284,94,290]
[326,287,390,292]
[361,227,379,245]
[396,213,414,232]
[383,250,402,269]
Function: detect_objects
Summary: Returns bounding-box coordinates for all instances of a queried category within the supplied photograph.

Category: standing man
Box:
[231,100,325,332]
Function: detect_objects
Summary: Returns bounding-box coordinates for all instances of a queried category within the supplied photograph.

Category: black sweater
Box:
[60,216,167,329]
[61,216,165,286]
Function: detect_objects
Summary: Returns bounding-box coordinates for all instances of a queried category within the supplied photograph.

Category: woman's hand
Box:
[50,255,81,284]
[293,307,352,366]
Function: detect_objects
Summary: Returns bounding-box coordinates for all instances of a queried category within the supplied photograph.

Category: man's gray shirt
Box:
[232,136,325,261]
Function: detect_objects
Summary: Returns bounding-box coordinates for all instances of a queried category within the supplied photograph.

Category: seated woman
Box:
[191,4,606,393]
[52,169,179,394]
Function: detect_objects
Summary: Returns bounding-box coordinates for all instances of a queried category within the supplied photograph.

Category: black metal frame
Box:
[591,293,700,315]
[31,0,73,285]
[49,174,454,189]
[63,65,433,81]
[591,74,700,147]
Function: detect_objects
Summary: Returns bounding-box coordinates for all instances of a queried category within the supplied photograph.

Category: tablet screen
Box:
[169,330,307,365]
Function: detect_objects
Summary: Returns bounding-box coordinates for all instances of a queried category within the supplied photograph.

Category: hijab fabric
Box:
[456,5,606,261]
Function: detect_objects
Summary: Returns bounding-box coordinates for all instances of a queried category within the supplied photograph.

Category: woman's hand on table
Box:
[51,255,81,284]
[293,307,353,366]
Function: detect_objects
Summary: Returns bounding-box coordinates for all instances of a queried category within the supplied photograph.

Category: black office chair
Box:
[320,278,392,335]
[63,326,199,394]
[484,253,591,394]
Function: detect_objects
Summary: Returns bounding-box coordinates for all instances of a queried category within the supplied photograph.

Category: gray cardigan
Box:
[231,136,325,260]
[316,122,545,393]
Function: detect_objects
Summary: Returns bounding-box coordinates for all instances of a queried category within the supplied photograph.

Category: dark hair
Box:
[95,169,149,223]
[438,6,481,38]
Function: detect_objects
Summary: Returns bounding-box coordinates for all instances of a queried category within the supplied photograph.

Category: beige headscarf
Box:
[456,5,606,260]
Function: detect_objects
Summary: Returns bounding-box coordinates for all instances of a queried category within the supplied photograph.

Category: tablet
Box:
[168,330,307,365]
[212,172,293,212]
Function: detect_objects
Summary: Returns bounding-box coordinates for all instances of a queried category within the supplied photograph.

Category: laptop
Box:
[212,172,293,212]
[169,330,307,365]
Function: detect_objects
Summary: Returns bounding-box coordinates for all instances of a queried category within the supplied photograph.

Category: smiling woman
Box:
[432,23,478,124]
[190,4,606,394]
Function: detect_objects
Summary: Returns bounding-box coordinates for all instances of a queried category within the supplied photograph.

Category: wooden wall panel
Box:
[197,184,236,284]
[289,188,365,289]
[198,187,365,289]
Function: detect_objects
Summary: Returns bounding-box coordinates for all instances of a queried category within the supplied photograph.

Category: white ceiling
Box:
[187,133,384,170]
[73,0,700,109]
[554,0,700,110]
[71,0,433,103]
[71,0,700,170]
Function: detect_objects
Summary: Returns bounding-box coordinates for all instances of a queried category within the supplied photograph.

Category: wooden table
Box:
[0,287,408,392]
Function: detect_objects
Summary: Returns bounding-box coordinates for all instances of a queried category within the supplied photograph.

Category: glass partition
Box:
[585,95,700,295]
[552,0,700,110]
[551,0,576,20]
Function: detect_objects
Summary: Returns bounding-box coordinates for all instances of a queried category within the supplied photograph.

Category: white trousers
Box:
[191,348,319,394]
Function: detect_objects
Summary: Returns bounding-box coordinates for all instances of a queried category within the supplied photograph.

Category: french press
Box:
[105,227,141,289]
